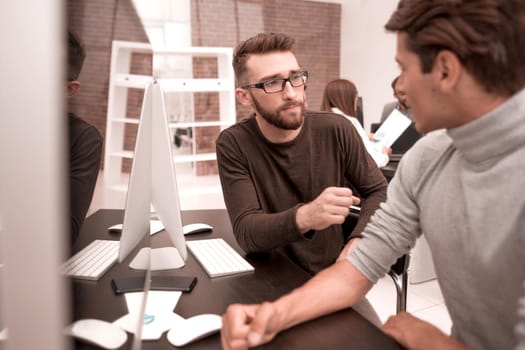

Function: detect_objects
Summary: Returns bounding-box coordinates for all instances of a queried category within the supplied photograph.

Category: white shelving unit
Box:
[103,40,235,207]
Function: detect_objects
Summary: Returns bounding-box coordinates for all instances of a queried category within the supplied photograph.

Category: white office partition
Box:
[0,1,69,349]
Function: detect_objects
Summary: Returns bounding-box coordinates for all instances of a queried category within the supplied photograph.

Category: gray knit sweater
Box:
[349,88,525,349]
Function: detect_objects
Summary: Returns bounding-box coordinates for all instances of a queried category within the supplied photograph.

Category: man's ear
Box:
[67,80,81,97]
[235,87,253,106]
[433,50,461,92]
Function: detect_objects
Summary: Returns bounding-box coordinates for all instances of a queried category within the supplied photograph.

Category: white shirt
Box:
[331,107,389,168]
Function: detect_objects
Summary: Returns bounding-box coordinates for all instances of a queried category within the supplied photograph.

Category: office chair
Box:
[388,254,410,313]
[344,211,410,314]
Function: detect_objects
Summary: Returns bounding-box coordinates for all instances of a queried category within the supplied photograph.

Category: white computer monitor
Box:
[118,80,187,271]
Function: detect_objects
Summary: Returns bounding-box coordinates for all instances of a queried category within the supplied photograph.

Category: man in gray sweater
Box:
[221,1,525,349]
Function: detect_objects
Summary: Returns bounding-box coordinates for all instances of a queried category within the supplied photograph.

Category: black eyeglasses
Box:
[241,70,308,94]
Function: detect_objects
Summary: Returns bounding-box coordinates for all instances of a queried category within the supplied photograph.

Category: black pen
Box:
[349,205,361,214]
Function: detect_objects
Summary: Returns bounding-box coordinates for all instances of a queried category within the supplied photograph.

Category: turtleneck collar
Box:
[446,88,525,164]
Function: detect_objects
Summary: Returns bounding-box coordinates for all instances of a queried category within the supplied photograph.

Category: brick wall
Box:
[67,0,150,172]
[191,0,341,115]
[67,0,340,175]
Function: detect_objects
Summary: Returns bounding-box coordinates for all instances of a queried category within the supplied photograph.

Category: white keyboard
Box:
[186,238,254,278]
[62,239,120,280]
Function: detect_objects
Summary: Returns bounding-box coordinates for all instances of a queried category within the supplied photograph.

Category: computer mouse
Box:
[66,318,127,349]
[108,221,165,235]
[182,223,213,235]
[107,223,123,234]
[0,328,7,341]
[166,313,222,347]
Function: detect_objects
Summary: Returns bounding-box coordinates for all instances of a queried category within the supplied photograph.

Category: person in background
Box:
[67,30,103,244]
[321,79,391,168]
[372,75,421,157]
[216,32,387,298]
[220,0,525,349]
[381,75,411,121]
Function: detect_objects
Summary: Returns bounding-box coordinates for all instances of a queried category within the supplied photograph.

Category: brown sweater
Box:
[216,111,387,274]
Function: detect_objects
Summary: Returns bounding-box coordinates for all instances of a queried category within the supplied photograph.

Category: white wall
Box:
[313,0,399,131]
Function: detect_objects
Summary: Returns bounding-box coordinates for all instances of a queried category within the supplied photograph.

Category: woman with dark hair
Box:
[321,79,391,168]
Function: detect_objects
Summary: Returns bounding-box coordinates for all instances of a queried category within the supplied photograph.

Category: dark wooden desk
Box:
[71,209,402,350]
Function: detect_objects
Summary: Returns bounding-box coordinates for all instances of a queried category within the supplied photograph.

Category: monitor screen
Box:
[118,81,152,267]
[150,80,187,269]
[118,81,187,271]
[355,96,364,127]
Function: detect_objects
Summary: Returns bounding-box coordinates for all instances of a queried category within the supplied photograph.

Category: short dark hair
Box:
[385,0,525,96]
[232,32,296,86]
[67,30,86,81]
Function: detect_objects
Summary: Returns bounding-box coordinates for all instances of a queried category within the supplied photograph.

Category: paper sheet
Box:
[373,108,412,149]
[0,328,7,341]
[113,290,182,340]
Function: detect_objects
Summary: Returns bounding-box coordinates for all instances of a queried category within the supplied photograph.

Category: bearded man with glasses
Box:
[216,32,387,283]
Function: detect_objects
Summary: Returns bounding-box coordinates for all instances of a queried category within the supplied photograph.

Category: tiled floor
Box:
[88,170,452,334]
[368,275,452,334]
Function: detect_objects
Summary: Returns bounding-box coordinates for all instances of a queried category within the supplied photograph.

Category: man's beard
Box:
[252,95,305,130]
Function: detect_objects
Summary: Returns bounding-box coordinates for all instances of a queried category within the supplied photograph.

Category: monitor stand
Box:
[129,247,184,271]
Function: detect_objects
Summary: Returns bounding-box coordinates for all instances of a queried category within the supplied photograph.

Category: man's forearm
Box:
[231,207,303,252]
[272,260,373,332]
